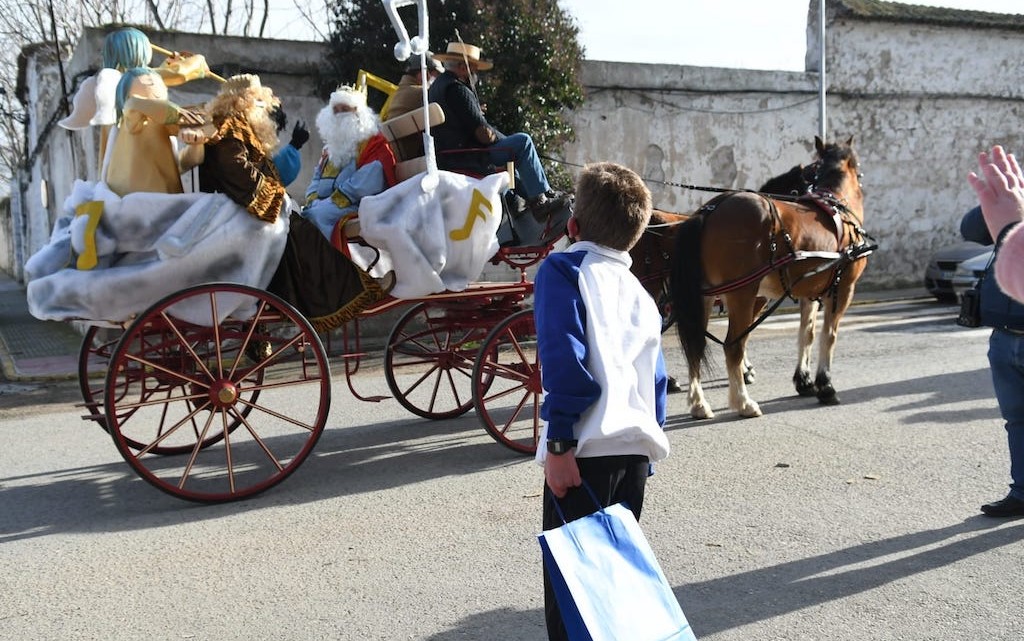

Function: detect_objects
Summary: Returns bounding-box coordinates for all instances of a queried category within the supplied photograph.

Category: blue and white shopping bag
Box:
[539,491,697,641]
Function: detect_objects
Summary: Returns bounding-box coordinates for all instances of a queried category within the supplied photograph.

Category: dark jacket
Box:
[427,71,492,151]
[960,205,1024,330]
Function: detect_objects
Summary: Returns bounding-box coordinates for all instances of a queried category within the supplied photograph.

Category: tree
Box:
[322,0,584,189]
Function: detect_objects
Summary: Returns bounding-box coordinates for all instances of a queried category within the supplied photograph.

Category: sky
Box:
[554,0,1024,71]
[264,0,1024,72]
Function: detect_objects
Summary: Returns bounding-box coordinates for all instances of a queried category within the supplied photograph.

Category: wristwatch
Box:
[546,439,578,455]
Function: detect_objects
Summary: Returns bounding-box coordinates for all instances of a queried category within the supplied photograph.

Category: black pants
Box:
[541,455,650,641]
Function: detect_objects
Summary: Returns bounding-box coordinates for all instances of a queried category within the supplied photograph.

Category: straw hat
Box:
[433,42,493,71]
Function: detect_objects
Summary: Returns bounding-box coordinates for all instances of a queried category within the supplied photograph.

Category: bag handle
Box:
[547,480,602,525]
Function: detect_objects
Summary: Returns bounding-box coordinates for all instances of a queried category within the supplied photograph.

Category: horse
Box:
[628,158,821,390]
[668,136,873,418]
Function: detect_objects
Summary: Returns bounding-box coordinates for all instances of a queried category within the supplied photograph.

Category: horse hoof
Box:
[667,376,684,394]
[739,404,763,418]
[817,390,840,405]
[691,404,715,419]
[795,381,817,397]
[793,371,816,397]
[744,367,756,385]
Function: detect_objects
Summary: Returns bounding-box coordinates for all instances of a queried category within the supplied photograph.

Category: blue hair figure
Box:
[103,27,153,71]
[114,67,162,119]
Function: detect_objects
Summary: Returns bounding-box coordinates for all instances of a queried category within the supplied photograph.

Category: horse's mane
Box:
[758,165,806,195]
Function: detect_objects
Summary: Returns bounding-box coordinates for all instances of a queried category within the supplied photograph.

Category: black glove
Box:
[290,120,310,150]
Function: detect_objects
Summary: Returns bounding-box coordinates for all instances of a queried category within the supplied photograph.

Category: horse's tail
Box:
[670,213,710,377]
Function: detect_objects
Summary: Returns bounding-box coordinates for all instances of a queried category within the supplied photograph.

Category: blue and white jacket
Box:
[533,241,670,465]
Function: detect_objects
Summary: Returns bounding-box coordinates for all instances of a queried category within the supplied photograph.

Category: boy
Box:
[535,161,670,640]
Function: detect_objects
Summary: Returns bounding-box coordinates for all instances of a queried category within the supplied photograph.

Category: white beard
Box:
[316,104,379,168]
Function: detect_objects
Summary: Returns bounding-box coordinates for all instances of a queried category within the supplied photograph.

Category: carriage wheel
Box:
[78,325,123,430]
[384,302,493,420]
[656,279,675,333]
[104,283,331,503]
[472,309,542,455]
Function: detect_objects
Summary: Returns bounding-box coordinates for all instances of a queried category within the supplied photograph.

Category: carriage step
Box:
[80,413,105,421]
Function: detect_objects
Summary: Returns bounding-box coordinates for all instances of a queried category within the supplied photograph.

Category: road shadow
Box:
[676,517,1024,637]
[0,411,531,542]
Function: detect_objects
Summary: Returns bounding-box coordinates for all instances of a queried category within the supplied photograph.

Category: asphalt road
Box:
[1,298,1021,641]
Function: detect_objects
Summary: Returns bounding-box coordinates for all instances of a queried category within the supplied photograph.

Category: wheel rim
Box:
[384,303,490,419]
[472,309,541,455]
[105,284,330,503]
[78,325,121,431]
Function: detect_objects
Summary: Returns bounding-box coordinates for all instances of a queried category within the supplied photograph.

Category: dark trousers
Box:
[541,455,650,641]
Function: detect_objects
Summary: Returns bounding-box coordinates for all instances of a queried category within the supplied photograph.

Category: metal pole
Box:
[818,0,827,141]
[47,0,69,117]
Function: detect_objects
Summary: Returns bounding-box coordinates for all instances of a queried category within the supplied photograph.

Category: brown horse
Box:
[668,137,873,418]
[629,159,820,389]
[630,163,819,324]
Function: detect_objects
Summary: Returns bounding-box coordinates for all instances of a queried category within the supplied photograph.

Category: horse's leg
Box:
[723,290,762,418]
[793,298,820,396]
[743,296,767,384]
[686,297,715,418]
[815,288,855,405]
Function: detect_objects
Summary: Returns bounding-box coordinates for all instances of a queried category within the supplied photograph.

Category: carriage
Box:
[72,239,549,504]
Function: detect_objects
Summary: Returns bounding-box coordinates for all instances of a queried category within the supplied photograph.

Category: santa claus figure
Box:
[301,85,396,241]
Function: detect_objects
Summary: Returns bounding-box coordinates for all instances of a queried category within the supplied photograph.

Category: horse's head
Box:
[811,136,863,214]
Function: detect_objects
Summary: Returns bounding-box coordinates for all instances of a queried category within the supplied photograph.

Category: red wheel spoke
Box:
[228,406,287,471]
[234,397,319,432]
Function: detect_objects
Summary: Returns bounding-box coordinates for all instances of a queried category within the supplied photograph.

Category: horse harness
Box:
[696,189,877,347]
[633,217,678,297]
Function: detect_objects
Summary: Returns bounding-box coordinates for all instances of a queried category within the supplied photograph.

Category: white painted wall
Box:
[560,5,1024,290]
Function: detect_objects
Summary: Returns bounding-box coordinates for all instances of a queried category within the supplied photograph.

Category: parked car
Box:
[923,241,993,302]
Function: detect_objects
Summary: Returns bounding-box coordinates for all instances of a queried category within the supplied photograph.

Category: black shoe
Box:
[667,376,684,394]
[980,495,1024,517]
[537,198,574,246]
[527,191,572,223]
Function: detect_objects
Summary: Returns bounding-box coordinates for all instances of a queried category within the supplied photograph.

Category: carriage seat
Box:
[380,102,446,183]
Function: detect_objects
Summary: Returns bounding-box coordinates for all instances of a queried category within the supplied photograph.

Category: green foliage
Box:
[323,0,584,189]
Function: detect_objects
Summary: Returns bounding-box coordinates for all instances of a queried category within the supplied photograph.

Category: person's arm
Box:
[967,144,1024,242]
[123,96,204,132]
[446,83,497,145]
[335,160,386,204]
[994,223,1024,304]
[208,133,284,222]
[273,145,300,187]
[960,205,993,246]
[535,254,602,497]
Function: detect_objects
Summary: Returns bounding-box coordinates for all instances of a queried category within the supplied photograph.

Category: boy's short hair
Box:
[573,162,652,251]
